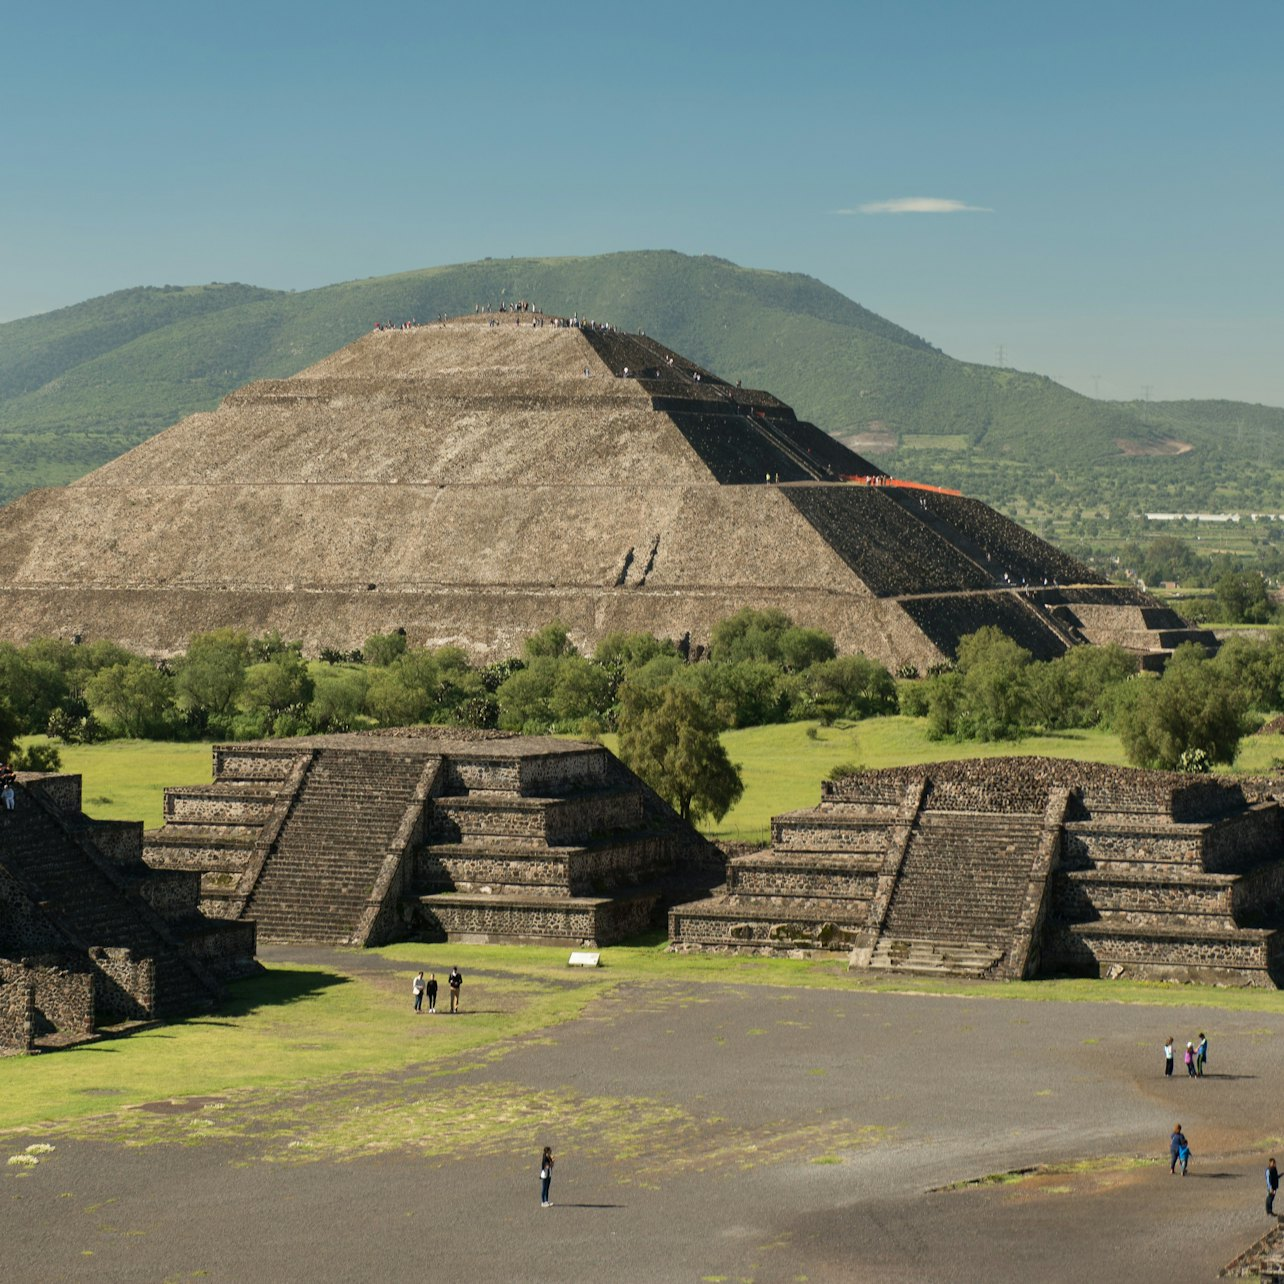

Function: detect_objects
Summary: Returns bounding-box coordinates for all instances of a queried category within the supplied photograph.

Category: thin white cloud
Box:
[836,197,993,215]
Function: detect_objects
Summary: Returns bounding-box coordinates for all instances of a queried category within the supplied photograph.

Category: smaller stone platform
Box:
[670,758,1284,986]
[145,729,721,949]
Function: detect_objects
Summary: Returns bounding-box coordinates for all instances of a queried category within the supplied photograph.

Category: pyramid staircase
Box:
[867,810,1049,977]
[1,780,224,1025]
[243,749,438,945]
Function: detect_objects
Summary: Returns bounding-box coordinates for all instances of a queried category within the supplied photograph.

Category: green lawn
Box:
[23,738,215,829]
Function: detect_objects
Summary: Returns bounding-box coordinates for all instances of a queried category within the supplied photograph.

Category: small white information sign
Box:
[568,951,601,968]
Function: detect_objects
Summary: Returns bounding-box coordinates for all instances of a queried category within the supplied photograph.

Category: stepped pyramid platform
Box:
[143,728,721,948]
[669,759,1284,986]
[0,772,256,1053]
[0,314,1212,669]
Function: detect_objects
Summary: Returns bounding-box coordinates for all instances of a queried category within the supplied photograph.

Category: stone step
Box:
[868,936,1006,976]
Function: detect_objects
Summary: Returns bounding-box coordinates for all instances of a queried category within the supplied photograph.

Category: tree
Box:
[364,630,408,667]
[617,683,743,823]
[593,631,676,670]
[803,654,897,723]
[523,622,578,660]
[1214,571,1274,624]
[238,653,314,721]
[175,628,250,724]
[955,627,1032,741]
[85,660,175,738]
[1115,644,1249,769]
[0,697,20,761]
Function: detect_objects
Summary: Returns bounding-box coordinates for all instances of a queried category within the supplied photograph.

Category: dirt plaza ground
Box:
[4,947,1283,1283]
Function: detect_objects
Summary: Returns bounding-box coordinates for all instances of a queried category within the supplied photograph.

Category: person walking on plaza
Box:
[1268,1159,1280,1216]
[1196,1032,1208,1077]
[1185,1041,1196,1077]
[413,971,425,1013]
[426,972,438,1014]
[0,762,16,811]
[1171,1124,1190,1176]
[540,1146,555,1207]
[1164,1037,1175,1077]
[448,966,462,1014]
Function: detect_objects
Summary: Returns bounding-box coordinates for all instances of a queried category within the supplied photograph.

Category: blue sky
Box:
[3,1,1281,405]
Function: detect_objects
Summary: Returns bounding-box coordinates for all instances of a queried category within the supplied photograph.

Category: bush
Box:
[364,630,408,667]
[1115,645,1249,769]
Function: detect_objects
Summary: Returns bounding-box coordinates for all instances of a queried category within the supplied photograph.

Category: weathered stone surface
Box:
[0,316,1201,669]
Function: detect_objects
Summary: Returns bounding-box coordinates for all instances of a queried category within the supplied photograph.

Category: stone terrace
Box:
[144,729,720,949]
[670,758,1284,986]
[0,773,256,1053]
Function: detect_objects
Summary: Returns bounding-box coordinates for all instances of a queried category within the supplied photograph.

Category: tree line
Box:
[2,614,1281,820]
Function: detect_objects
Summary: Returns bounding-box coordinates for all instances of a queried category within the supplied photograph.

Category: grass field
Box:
[25,718,1284,840]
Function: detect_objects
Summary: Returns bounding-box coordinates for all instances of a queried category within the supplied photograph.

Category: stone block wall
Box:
[84,820,145,864]
[0,975,34,1052]
[0,958,96,1041]
[89,948,156,1022]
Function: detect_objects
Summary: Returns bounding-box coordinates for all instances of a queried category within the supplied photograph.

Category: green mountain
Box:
[2,251,1281,519]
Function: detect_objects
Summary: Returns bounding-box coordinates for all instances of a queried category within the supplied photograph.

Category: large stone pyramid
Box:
[0,315,1208,666]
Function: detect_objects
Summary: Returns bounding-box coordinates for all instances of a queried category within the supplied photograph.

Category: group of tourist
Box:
[0,762,16,811]
[411,967,462,1014]
[1163,1033,1209,1077]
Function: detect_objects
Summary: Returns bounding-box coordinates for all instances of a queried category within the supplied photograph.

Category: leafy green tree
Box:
[617,684,743,824]
[0,698,20,761]
[1214,571,1274,624]
[803,655,897,723]
[548,657,615,728]
[1115,644,1249,769]
[238,653,315,723]
[708,608,836,671]
[695,660,788,728]
[174,629,250,726]
[593,631,677,670]
[364,630,408,667]
[955,627,1033,741]
[1026,644,1138,730]
[1211,631,1284,711]
[365,649,442,725]
[0,643,68,733]
[523,622,578,660]
[308,667,370,732]
[496,659,557,731]
[85,660,175,738]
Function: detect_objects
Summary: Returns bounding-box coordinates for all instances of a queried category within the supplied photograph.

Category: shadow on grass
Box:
[218,967,351,1019]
